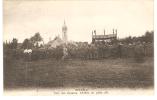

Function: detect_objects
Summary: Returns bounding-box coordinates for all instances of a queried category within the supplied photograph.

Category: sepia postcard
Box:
[3,0,154,95]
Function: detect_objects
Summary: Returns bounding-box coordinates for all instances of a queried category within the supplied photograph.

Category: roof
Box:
[47,36,64,48]
[92,34,117,39]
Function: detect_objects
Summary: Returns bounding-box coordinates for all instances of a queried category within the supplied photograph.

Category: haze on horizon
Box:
[3,0,153,43]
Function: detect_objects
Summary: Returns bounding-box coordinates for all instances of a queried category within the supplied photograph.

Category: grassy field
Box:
[4,57,154,89]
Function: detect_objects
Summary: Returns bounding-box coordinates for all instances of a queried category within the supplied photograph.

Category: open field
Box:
[4,57,154,90]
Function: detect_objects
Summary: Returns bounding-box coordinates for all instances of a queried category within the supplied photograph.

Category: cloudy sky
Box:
[3,0,153,43]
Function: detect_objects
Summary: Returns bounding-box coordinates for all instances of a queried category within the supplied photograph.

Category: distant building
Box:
[34,41,44,48]
[92,29,117,43]
[47,21,68,48]
[47,36,64,48]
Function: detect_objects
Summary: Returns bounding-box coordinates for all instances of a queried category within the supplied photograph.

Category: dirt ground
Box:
[4,57,154,90]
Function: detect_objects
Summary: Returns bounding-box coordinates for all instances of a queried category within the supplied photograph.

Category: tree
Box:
[30,32,43,48]
[125,36,132,44]
[30,32,43,43]
[10,38,18,49]
[22,39,32,49]
[143,31,153,43]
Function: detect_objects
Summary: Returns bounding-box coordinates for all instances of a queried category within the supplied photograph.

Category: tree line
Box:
[3,31,154,50]
[4,32,43,49]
